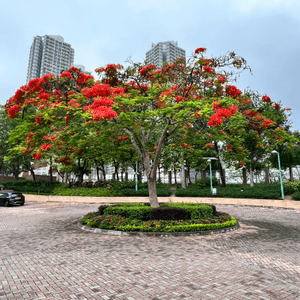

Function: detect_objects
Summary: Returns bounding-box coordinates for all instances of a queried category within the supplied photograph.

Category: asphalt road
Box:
[0,201,300,300]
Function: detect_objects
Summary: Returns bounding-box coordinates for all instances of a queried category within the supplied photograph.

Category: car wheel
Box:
[20,201,24,206]
[4,200,11,207]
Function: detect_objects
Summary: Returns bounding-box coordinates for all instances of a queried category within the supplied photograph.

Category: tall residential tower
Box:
[145,41,185,69]
[26,35,75,83]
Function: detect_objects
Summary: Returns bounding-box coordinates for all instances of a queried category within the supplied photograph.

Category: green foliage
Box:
[0,179,61,194]
[163,217,237,232]
[196,177,219,189]
[80,209,236,232]
[103,205,152,220]
[176,184,281,199]
[292,191,300,201]
[52,186,118,197]
[283,180,300,194]
[101,202,213,220]
[150,206,187,220]
[162,203,213,218]
[117,188,172,197]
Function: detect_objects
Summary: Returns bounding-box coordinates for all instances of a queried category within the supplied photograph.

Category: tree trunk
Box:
[32,169,36,185]
[49,158,53,187]
[148,177,159,208]
[79,170,84,184]
[242,168,247,185]
[214,142,226,187]
[187,166,192,184]
[201,169,206,179]
[174,169,177,184]
[249,163,254,187]
[289,166,294,181]
[181,163,186,188]
[168,170,172,185]
[264,166,270,184]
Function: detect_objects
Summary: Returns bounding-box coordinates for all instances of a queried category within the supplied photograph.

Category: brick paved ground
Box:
[0,201,300,300]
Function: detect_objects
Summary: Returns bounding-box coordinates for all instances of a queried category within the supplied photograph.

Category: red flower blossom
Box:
[208,114,223,127]
[33,152,43,160]
[195,47,207,54]
[205,142,214,149]
[203,66,214,74]
[216,76,226,84]
[226,145,232,150]
[274,103,280,110]
[140,65,157,76]
[60,71,72,79]
[40,144,52,151]
[226,85,242,98]
[35,115,43,124]
[7,104,21,119]
[175,96,186,103]
[82,84,112,98]
[239,162,244,167]
[262,95,271,103]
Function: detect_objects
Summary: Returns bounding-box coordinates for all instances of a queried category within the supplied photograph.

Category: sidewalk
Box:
[24,194,300,210]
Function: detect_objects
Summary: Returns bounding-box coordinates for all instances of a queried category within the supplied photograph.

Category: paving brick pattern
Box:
[0,202,299,299]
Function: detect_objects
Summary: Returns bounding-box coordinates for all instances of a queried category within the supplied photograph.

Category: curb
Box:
[78,221,240,237]
[24,194,300,210]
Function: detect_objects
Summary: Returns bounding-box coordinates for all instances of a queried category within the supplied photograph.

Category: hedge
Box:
[115,217,237,232]
[101,202,214,220]
[103,205,152,220]
[175,184,281,199]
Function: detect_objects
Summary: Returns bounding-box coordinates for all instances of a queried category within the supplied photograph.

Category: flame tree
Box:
[6,48,293,207]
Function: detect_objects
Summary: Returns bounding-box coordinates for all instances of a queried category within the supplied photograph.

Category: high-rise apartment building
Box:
[26,35,75,83]
[145,41,185,69]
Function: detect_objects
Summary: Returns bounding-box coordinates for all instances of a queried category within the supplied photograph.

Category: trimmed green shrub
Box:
[150,207,187,220]
[175,188,212,197]
[80,209,236,232]
[162,203,213,219]
[196,177,219,189]
[283,181,300,195]
[292,191,300,200]
[0,180,61,195]
[164,217,237,232]
[102,205,152,220]
[117,188,172,197]
[52,187,119,197]
[175,184,281,199]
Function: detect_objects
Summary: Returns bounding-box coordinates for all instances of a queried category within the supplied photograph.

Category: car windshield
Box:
[0,193,7,197]
[11,193,22,196]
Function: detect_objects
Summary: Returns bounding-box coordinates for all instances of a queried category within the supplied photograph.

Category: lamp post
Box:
[135,161,138,192]
[207,158,217,195]
[271,150,284,200]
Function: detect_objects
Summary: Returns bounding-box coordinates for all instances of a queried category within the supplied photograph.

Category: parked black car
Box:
[0,190,25,207]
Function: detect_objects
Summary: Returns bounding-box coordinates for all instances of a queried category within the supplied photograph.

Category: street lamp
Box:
[135,161,138,192]
[271,150,284,200]
[207,158,217,195]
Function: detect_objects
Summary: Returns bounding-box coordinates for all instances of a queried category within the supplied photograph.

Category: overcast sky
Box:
[1,0,300,130]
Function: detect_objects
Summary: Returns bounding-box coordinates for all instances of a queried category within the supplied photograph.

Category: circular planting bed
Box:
[80,202,239,236]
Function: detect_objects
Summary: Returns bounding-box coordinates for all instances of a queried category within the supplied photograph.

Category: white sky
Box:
[1,0,300,129]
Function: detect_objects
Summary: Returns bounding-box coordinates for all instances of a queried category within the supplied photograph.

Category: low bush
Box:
[80,210,236,232]
[175,184,281,199]
[283,181,300,194]
[0,179,61,194]
[102,205,152,220]
[52,187,119,197]
[116,188,172,197]
[150,207,187,220]
[100,202,213,220]
[196,177,219,189]
[292,191,300,200]
[162,203,214,218]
